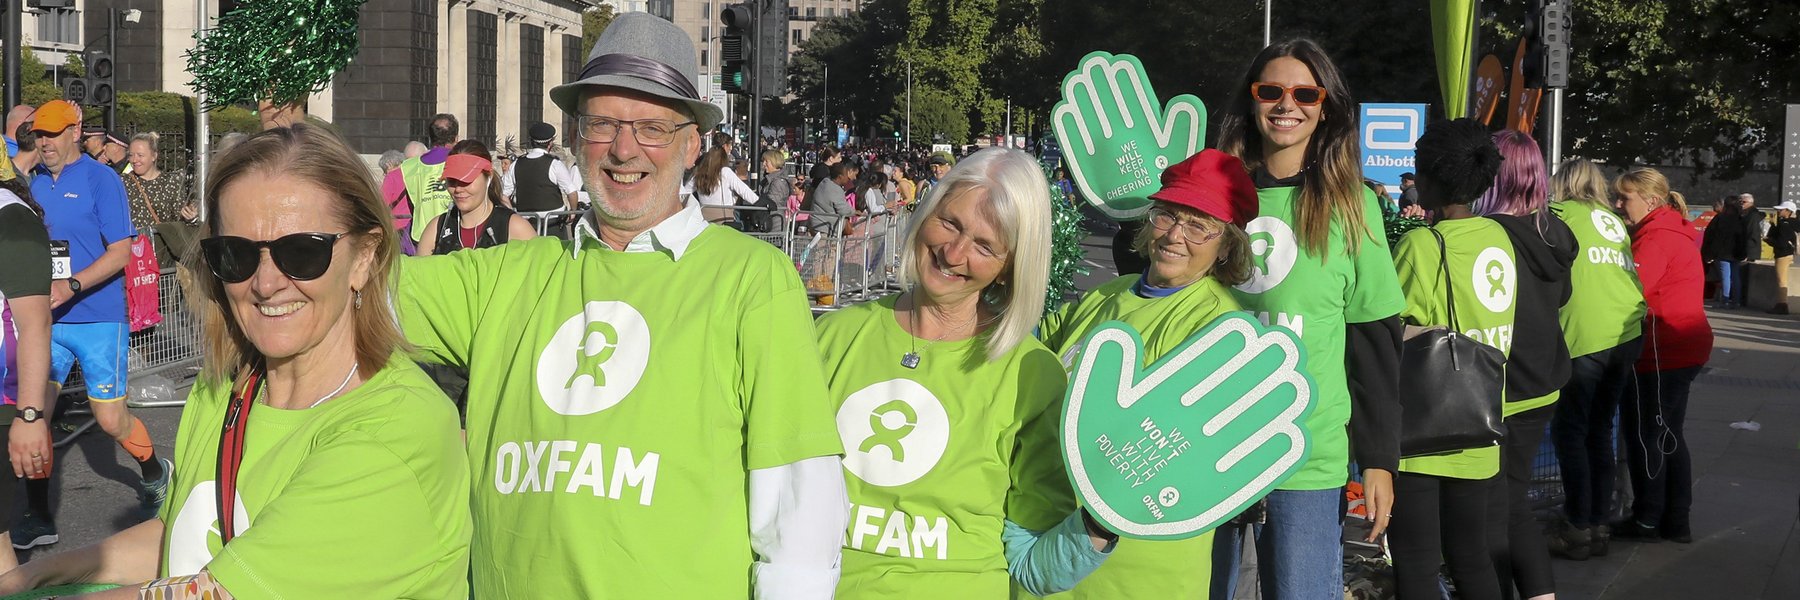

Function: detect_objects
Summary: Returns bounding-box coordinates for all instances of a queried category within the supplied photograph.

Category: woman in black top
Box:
[1473,130,1575,600]
[417,140,535,256]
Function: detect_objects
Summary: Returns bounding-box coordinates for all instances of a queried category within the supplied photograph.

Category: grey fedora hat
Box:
[551,13,723,132]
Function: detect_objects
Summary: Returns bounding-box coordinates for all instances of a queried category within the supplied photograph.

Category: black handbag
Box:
[1398,227,1506,458]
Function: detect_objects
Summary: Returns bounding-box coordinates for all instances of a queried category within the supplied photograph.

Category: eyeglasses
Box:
[576,115,697,147]
[200,233,346,284]
[1250,82,1328,107]
[1147,209,1224,244]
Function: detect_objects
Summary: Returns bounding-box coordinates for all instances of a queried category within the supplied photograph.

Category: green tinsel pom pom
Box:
[1385,211,1428,251]
[1044,166,1090,311]
[187,0,368,110]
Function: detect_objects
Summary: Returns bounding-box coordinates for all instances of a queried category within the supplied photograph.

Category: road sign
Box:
[1360,103,1428,201]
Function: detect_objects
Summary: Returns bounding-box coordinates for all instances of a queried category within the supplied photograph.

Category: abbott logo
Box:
[166,482,250,577]
[1592,210,1629,244]
[837,379,950,487]
[1235,216,1299,294]
[536,301,652,416]
[1363,107,1422,151]
[1472,247,1518,314]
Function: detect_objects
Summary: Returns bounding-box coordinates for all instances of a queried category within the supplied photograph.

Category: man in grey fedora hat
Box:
[394,13,847,599]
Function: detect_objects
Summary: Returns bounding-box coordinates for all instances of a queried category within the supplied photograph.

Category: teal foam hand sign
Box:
[1061,314,1315,540]
[1051,51,1207,221]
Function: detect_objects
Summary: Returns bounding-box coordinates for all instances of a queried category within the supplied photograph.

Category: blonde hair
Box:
[898,147,1051,361]
[1614,167,1687,215]
[1551,159,1610,206]
[1130,203,1253,287]
[191,124,407,382]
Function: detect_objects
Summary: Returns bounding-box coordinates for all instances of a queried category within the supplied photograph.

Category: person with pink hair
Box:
[1474,130,1576,599]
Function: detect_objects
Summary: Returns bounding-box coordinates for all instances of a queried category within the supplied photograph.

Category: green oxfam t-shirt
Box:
[1391,218,1517,480]
[817,296,1072,599]
[157,358,471,599]
[1551,200,1646,358]
[1228,186,1407,490]
[1033,274,1240,599]
[395,230,843,598]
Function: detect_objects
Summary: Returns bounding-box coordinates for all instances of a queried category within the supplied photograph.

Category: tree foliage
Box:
[1527,0,1795,179]
[582,4,618,57]
[784,0,1794,184]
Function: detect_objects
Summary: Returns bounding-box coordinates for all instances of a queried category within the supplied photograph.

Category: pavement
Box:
[14,233,1799,600]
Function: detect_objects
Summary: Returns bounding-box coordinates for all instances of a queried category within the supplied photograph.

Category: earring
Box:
[354,290,363,310]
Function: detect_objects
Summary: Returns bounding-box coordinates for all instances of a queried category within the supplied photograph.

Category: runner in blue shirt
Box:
[16,100,171,551]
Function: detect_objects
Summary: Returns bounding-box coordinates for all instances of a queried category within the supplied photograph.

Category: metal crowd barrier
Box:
[517,208,584,239]
[55,264,202,410]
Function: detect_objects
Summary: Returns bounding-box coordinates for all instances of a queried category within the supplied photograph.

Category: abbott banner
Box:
[1361,103,1428,201]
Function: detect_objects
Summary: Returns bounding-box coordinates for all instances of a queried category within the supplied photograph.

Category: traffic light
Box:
[86,50,116,106]
[720,3,752,96]
[1524,0,1571,89]
[757,0,789,97]
[1540,1,1571,88]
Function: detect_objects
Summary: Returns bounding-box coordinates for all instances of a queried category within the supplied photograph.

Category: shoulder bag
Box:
[1398,227,1505,457]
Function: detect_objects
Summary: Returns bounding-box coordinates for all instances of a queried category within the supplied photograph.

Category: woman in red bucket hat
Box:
[1032,148,1258,599]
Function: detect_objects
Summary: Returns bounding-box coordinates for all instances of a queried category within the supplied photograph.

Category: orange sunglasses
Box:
[1250,82,1328,106]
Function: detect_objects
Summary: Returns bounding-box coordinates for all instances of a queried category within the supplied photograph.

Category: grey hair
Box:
[898,147,1052,361]
[214,132,250,158]
[403,141,429,159]
[378,150,406,171]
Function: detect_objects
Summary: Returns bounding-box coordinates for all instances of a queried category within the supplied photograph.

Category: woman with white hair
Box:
[818,148,1113,598]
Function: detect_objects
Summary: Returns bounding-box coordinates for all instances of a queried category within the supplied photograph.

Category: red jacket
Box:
[1630,206,1713,371]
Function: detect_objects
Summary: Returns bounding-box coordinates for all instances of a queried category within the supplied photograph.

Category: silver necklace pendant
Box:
[901,352,921,369]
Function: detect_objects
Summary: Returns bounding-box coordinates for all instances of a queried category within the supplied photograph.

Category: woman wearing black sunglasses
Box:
[0,124,472,599]
[1210,39,1408,599]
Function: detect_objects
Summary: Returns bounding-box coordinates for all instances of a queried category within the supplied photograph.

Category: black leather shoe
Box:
[1611,519,1663,543]
[1662,523,1693,544]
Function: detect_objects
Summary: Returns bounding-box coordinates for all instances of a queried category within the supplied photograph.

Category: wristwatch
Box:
[15,407,44,423]
[66,277,82,293]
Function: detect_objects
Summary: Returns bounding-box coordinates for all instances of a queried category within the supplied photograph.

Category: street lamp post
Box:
[1264,1,1272,47]
[822,64,829,145]
[903,59,913,149]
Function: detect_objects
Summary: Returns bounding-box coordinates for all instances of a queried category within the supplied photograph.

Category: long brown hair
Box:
[692,144,731,196]
[191,124,407,382]
[1217,38,1369,257]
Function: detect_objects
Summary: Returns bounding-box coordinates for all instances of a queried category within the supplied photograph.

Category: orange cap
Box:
[30,100,82,134]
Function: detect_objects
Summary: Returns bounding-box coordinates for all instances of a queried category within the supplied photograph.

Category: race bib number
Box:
[1062,314,1315,540]
[50,241,72,280]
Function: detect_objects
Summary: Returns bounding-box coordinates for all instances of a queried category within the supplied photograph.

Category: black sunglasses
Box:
[200,233,346,284]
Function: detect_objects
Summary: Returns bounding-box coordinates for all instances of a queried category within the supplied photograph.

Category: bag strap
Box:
[127,176,161,223]
[1427,226,1464,368]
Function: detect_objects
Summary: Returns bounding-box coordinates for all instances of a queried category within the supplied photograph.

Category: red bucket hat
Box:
[1147,149,1258,229]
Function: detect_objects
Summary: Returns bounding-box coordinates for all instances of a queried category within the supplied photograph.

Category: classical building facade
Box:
[15,0,593,154]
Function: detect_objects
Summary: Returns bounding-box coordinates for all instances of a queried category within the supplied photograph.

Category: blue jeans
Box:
[1717,260,1741,304]
[1210,488,1345,600]
[1551,337,1643,528]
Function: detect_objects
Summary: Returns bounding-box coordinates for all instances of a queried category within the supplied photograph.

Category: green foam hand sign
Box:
[1061,314,1315,540]
[1051,51,1207,221]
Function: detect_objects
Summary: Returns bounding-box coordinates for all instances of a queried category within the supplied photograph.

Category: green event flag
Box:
[1051,51,1206,222]
[1061,314,1315,540]
[1432,0,1477,119]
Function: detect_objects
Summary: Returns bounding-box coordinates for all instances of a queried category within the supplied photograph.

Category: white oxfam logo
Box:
[536,301,652,416]
[166,482,250,577]
[1471,247,1517,314]
[1235,216,1299,294]
[1592,210,1628,244]
[836,379,950,487]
